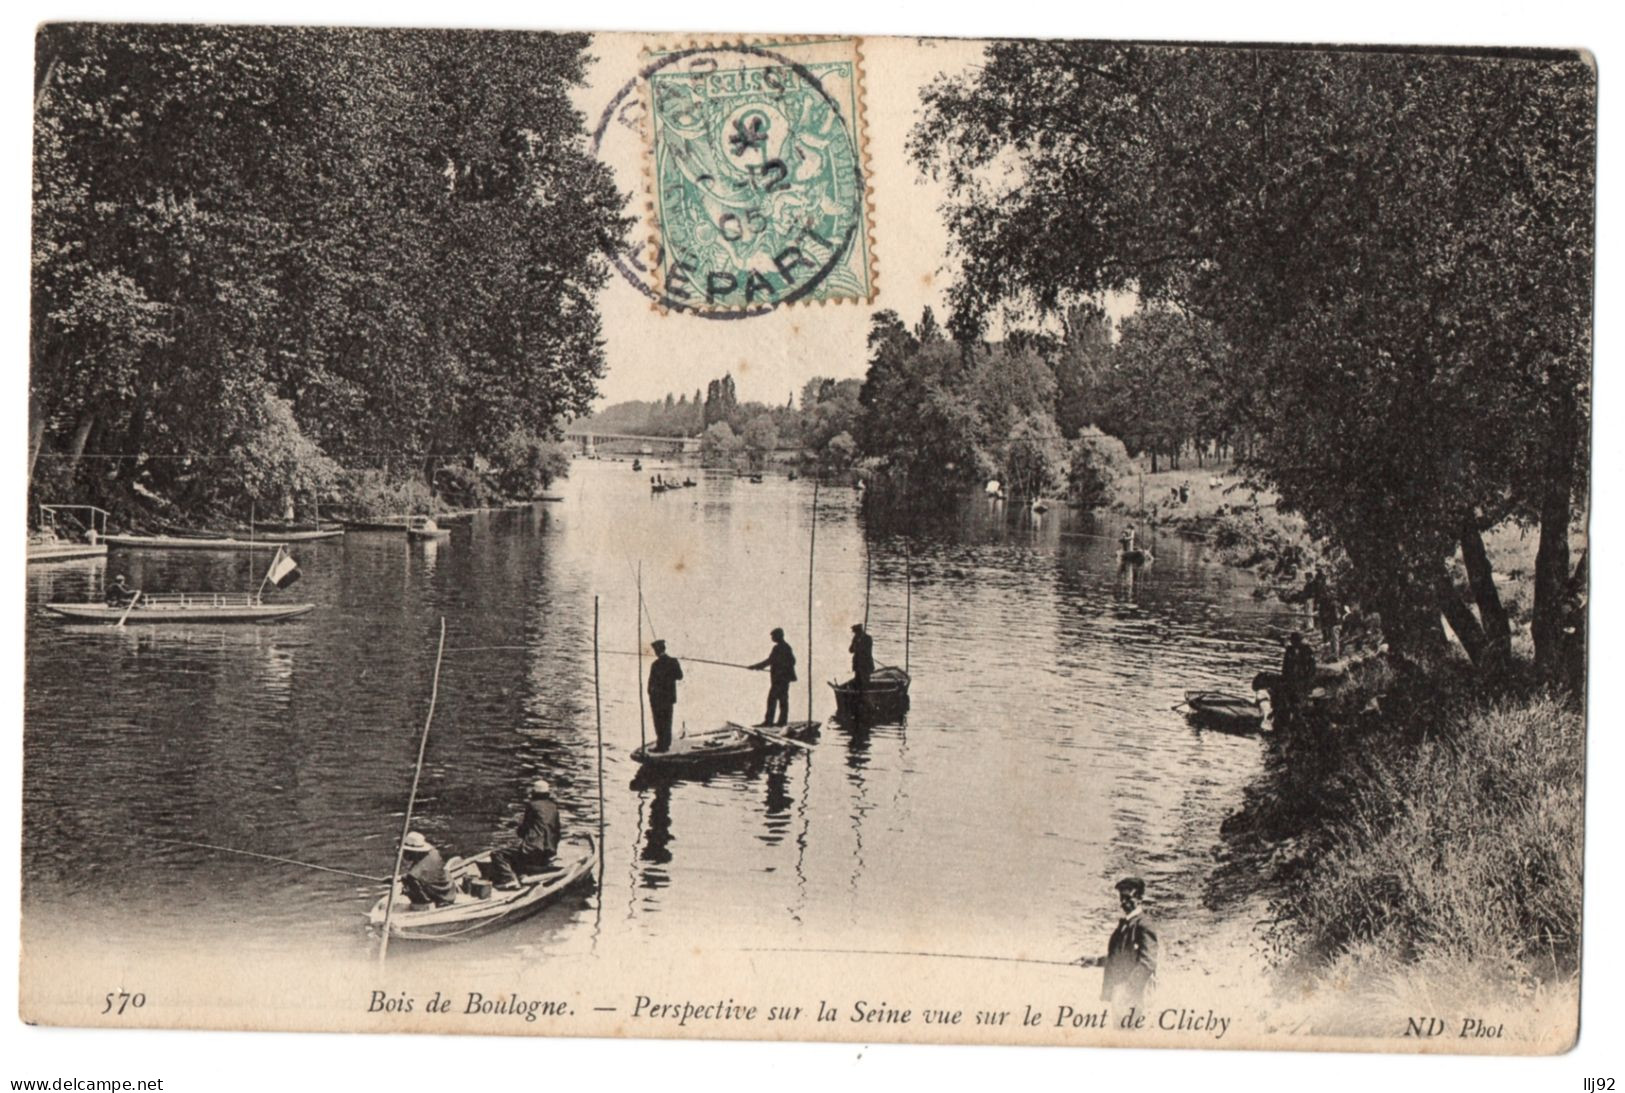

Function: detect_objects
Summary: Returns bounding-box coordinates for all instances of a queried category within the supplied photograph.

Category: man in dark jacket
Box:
[1280,630,1317,724]
[849,623,875,690]
[1077,876,1159,1009]
[486,779,562,890]
[749,628,798,727]
[398,831,456,908]
[647,639,683,751]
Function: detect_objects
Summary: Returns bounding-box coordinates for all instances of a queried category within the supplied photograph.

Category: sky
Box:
[573,35,979,407]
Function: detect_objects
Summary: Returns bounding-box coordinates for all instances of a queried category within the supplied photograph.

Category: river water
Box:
[23,461,1301,974]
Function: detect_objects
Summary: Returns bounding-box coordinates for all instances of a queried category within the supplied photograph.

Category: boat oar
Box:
[115,590,142,628]
[141,834,388,882]
[738,725,818,752]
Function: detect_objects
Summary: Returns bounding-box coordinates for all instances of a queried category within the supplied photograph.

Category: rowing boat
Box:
[406,515,448,541]
[631,720,820,773]
[1179,690,1266,733]
[365,835,596,942]
[45,593,315,624]
[104,534,290,551]
[830,665,911,723]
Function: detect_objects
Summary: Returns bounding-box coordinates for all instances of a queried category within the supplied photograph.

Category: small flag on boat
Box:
[265,547,301,589]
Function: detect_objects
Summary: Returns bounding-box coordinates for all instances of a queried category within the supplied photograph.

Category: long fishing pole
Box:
[738,945,1085,970]
[379,617,448,965]
[635,562,648,752]
[864,535,872,631]
[904,544,912,677]
[144,834,387,882]
[807,479,818,720]
[594,596,606,898]
[598,650,756,671]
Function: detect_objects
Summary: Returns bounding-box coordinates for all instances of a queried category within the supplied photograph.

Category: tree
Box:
[915,43,1593,675]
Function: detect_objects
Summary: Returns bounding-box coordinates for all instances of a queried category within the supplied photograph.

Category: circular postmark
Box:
[590,42,871,320]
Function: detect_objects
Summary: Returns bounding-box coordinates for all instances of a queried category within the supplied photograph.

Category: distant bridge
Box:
[568,431,701,456]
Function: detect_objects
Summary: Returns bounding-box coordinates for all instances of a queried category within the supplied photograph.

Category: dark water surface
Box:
[24,462,1300,967]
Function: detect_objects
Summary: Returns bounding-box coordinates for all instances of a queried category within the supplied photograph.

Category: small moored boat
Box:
[365,835,596,942]
[45,593,315,624]
[406,515,448,541]
[830,666,912,723]
[104,533,290,551]
[631,721,819,774]
[1179,690,1266,734]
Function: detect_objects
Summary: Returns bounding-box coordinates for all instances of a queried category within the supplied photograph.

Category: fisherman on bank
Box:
[749,627,797,727]
[397,831,456,908]
[647,639,683,752]
[1280,630,1317,722]
[1077,876,1159,1009]
[849,623,875,690]
[485,779,561,891]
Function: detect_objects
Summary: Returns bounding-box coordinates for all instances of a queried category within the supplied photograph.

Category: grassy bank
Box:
[1218,681,1583,1043]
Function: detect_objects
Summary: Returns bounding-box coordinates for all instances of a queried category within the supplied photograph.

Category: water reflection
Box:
[25,463,1303,964]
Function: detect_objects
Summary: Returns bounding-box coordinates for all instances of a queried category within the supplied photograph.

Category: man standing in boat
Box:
[647,639,683,752]
[849,623,875,691]
[397,831,456,908]
[748,627,797,727]
[485,779,561,890]
[1076,876,1159,1010]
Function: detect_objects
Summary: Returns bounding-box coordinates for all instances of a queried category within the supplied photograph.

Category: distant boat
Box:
[1178,690,1266,734]
[632,459,642,471]
[406,515,448,541]
[27,540,107,564]
[104,534,288,551]
[45,593,314,624]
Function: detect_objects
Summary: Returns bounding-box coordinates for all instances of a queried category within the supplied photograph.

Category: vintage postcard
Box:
[21,23,1593,1060]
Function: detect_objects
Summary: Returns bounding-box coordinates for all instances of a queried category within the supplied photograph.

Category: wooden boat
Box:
[1117,547,1152,566]
[1179,690,1266,734]
[104,533,288,551]
[365,835,596,943]
[45,592,315,624]
[340,515,411,531]
[830,666,912,722]
[537,494,566,503]
[631,721,820,774]
[406,515,448,541]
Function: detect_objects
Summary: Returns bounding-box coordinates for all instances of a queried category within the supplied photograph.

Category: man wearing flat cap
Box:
[646,639,683,752]
[1077,876,1159,1008]
[849,623,875,691]
[748,627,797,727]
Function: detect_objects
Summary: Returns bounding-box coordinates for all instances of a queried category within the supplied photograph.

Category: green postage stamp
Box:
[641,38,875,312]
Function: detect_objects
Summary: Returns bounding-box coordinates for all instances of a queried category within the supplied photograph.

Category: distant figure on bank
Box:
[1280,631,1317,719]
[397,831,456,908]
[105,574,135,607]
[749,627,797,727]
[485,779,561,890]
[1077,876,1159,1008]
[849,623,875,690]
[1119,524,1137,553]
[647,639,683,752]
[1302,568,1341,657]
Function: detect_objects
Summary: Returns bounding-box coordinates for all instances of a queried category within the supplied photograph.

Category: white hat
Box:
[402,831,431,854]
[530,778,552,797]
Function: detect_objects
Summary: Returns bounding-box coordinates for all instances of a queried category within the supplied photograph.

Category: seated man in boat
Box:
[646,639,683,752]
[748,627,797,727]
[485,779,561,890]
[104,574,136,607]
[398,831,456,908]
[849,623,875,690]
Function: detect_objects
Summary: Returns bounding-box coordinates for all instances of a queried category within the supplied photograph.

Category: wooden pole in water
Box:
[378,617,448,964]
[636,563,648,751]
[594,596,606,882]
[864,535,872,631]
[904,545,912,677]
[807,479,819,719]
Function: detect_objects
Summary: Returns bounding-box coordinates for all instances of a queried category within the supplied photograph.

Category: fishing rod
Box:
[379,617,448,965]
[143,834,387,882]
[739,945,1085,970]
[598,649,757,671]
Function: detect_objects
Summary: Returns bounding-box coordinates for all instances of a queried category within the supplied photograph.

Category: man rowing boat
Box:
[105,574,137,607]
